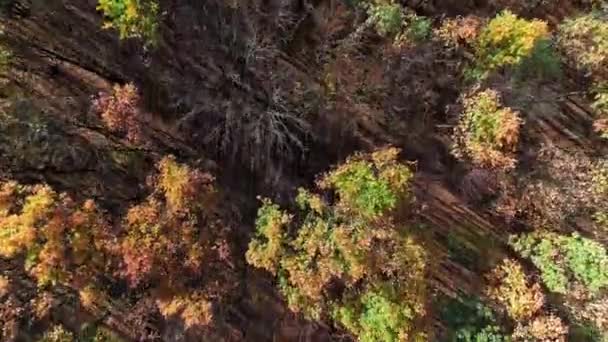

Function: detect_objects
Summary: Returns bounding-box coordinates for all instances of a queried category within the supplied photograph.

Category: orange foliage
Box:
[93,83,145,144]
[119,156,220,287]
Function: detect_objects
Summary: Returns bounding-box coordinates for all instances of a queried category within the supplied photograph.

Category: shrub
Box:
[38,325,74,342]
[402,13,432,42]
[440,296,510,342]
[473,10,551,78]
[510,232,608,294]
[453,89,522,169]
[435,16,483,48]
[245,199,290,275]
[558,13,608,77]
[246,148,426,341]
[512,315,568,341]
[486,259,545,321]
[514,39,561,81]
[92,83,144,144]
[320,147,413,218]
[332,284,422,342]
[367,2,403,37]
[97,0,159,45]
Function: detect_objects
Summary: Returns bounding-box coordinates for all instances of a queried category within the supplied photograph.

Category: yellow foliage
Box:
[157,155,216,212]
[487,259,545,321]
[157,291,213,328]
[0,184,55,258]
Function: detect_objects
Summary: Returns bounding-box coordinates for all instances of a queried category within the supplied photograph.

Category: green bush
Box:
[367,3,404,36]
[514,39,561,81]
[558,13,608,76]
[472,10,552,79]
[440,296,509,342]
[321,148,413,218]
[97,0,159,46]
[403,13,432,42]
[510,232,608,294]
[332,284,420,342]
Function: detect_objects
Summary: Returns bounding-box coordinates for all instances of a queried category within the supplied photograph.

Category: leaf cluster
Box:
[453,89,522,169]
[97,0,159,46]
[510,232,608,294]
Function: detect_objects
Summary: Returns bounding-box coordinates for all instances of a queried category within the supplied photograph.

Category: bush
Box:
[453,89,522,169]
[514,39,561,81]
[332,284,422,342]
[440,296,510,342]
[97,0,159,45]
[246,148,427,341]
[367,2,404,37]
[510,232,608,294]
[558,13,608,77]
[245,199,290,275]
[92,83,144,144]
[472,10,551,79]
[402,13,432,42]
[38,325,74,342]
[486,259,545,321]
[512,315,568,341]
[434,16,483,48]
[320,147,413,218]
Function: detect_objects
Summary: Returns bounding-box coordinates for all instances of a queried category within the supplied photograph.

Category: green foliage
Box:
[570,323,608,342]
[246,199,290,275]
[403,13,432,42]
[246,148,426,341]
[440,296,509,342]
[332,284,418,342]
[472,10,551,79]
[514,39,561,81]
[453,89,522,169]
[322,148,413,218]
[558,13,608,76]
[367,2,403,37]
[97,0,159,45]
[510,232,608,294]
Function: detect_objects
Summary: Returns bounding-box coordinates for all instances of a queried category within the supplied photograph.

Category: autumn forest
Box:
[0,0,607,341]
